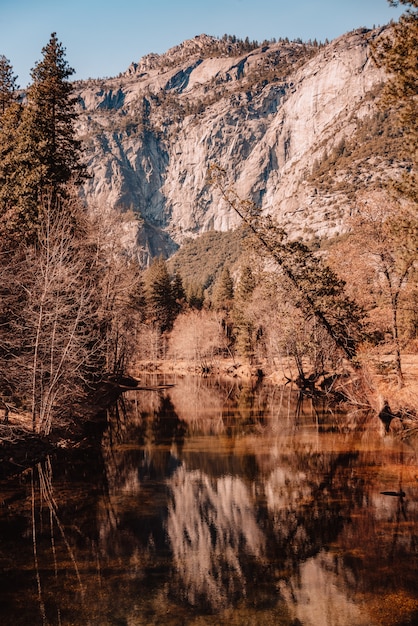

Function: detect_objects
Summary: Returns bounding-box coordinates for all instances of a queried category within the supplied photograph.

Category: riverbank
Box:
[0,409,108,480]
[0,379,127,479]
[134,352,418,432]
[135,353,418,407]
[1,354,417,480]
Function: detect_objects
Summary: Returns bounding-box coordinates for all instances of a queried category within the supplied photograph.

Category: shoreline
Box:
[133,353,418,413]
[1,354,417,480]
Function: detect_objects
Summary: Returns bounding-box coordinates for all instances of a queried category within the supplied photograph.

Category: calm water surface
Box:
[0,376,417,626]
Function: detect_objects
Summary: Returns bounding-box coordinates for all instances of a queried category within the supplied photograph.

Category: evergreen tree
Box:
[0,55,18,116]
[212,266,234,311]
[185,282,205,309]
[0,102,23,225]
[373,1,418,133]
[0,33,85,241]
[172,271,187,314]
[27,33,85,190]
[235,265,255,302]
[233,265,256,360]
[212,266,235,349]
[372,1,418,197]
[144,257,177,333]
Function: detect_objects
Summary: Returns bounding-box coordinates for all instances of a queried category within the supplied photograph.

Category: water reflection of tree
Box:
[98,394,186,561]
[2,379,416,624]
[31,460,85,623]
[152,382,349,611]
[0,451,113,625]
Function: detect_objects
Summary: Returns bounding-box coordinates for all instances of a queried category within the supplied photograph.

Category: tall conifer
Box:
[0,33,85,241]
[0,55,18,116]
[212,267,234,311]
[144,257,177,333]
[27,32,85,190]
[372,1,418,198]
[233,265,256,360]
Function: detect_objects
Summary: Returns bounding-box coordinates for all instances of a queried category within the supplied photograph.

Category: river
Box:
[0,375,417,625]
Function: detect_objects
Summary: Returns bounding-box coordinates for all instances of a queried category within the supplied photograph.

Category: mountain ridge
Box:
[74,26,403,260]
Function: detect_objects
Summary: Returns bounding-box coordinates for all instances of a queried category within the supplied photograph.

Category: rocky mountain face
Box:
[74,29,394,260]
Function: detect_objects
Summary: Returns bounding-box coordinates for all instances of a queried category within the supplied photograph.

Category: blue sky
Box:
[0,0,404,87]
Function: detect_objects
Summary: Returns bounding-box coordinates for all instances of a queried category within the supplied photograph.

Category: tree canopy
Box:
[0,55,18,116]
[0,33,86,242]
[372,0,418,197]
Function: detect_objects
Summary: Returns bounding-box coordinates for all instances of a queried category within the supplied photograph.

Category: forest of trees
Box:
[165,0,418,390]
[0,0,417,439]
[0,35,148,435]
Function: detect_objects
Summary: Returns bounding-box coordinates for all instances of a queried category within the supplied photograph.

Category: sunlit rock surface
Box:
[75,28,389,257]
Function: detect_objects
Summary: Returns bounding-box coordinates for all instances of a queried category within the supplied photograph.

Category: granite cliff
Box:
[74,28,398,259]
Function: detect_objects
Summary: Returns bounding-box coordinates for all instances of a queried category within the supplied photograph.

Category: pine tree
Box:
[373,1,418,131]
[185,282,205,309]
[372,1,418,198]
[0,33,86,241]
[144,257,177,333]
[235,265,255,302]
[0,55,18,116]
[233,265,256,360]
[0,101,31,240]
[212,266,234,311]
[27,33,85,190]
[172,271,186,315]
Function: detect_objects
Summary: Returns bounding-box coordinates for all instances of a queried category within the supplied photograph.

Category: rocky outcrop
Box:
[75,28,392,258]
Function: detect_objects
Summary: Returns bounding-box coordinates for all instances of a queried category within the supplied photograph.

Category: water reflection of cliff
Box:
[167,467,266,610]
[99,376,418,622]
[1,376,417,625]
[158,380,353,613]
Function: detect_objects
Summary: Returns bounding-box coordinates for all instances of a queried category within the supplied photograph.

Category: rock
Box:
[74,28,398,260]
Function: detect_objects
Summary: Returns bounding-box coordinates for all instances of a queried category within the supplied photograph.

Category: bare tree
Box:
[243,275,342,385]
[168,309,231,370]
[346,192,418,385]
[0,198,146,435]
[22,196,100,434]
[88,207,146,376]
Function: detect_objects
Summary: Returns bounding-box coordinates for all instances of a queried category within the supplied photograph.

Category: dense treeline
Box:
[0,35,147,435]
[164,211,417,384]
